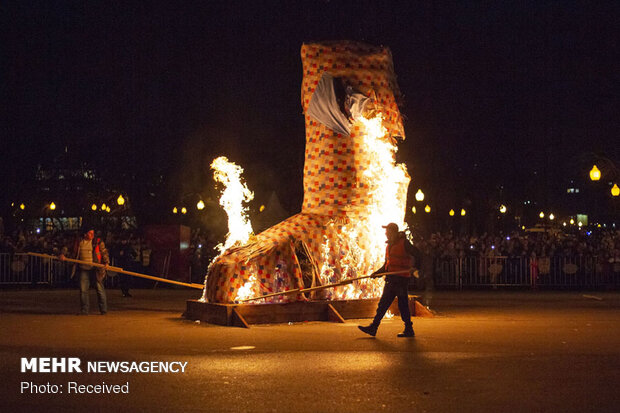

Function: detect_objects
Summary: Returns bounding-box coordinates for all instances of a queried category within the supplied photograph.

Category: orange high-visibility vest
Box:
[386,238,412,276]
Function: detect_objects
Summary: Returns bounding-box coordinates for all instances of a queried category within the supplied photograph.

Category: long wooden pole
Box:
[238,270,410,303]
[27,252,204,290]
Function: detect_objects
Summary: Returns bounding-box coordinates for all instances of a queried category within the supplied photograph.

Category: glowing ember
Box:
[210,156,255,254]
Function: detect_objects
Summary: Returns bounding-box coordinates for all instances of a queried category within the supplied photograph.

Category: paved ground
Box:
[1,288,620,412]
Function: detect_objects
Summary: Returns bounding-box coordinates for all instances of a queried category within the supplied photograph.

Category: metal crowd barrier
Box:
[0,253,119,288]
[2,252,619,290]
[431,255,620,290]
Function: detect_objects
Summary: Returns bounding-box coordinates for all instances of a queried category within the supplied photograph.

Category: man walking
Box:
[61,225,109,315]
[359,223,420,337]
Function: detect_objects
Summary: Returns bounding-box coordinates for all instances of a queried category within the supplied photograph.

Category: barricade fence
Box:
[1,253,619,290]
[431,255,620,289]
[0,253,120,288]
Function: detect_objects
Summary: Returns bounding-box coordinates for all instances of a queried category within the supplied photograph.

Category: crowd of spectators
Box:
[2,227,619,286]
[411,228,620,264]
[0,230,152,271]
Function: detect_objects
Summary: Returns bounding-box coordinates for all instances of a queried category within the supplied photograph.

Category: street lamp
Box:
[612,184,619,197]
[449,209,455,216]
[101,203,107,211]
[424,205,431,213]
[117,195,125,206]
[172,207,178,214]
[539,211,545,219]
[181,207,187,214]
[415,189,425,202]
[197,200,205,210]
[50,202,57,211]
[19,203,25,210]
[549,213,555,221]
[589,165,601,181]
[411,206,416,214]
[499,204,507,214]
[91,204,97,211]
[570,218,575,225]
[460,208,466,216]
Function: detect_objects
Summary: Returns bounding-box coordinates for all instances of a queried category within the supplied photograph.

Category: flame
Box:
[318,113,410,300]
[235,274,259,302]
[210,156,255,254]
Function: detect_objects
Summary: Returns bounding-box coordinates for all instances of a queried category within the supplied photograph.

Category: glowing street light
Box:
[415,189,425,202]
[424,205,431,213]
[50,202,56,211]
[259,204,265,212]
[101,203,107,211]
[578,221,583,227]
[612,183,620,197]
[449,209,455,216]
[589,165,601,181]
[539,211,545,219]
[117,195,125,206]
[197,200,205,210]
[181,207,187,214]
[570,218,575,225]
[549,213,555,221]
[172,207,178,214]
[19,203,25,210]
[499,204,507,214]
[460,208,466,216]
[562,222,567,227]
[106,206,111,213]
[411,206,416,214]
[91,204,97,211]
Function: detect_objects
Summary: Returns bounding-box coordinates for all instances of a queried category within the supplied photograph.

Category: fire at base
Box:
[203,41,410,304]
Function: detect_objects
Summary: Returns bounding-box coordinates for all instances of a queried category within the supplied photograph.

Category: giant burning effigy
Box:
[203,41,410,305]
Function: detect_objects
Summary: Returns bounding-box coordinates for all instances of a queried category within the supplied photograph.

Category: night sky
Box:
[2,1,618,217]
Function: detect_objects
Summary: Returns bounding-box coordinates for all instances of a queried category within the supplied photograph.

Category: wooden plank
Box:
[330,298,381,319]
[236,301,327,324]
[231,307,251,328]
[326,304,345,323]
[184,296,430,327]
[185,300,231,325]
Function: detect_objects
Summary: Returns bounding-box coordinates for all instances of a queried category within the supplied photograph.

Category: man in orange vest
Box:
[61,224,110,315]
[359,223,420,337]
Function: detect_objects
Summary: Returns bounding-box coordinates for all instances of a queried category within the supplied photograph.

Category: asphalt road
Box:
[1,289,619,412]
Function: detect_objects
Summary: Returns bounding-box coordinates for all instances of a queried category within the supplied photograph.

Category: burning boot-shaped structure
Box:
[202,41,410,314]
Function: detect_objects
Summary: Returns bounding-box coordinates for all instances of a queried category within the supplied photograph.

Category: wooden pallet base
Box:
[185,295,431,328]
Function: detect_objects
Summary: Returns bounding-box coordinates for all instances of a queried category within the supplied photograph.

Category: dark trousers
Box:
[119,273,131,295]
[372,275,412,328]
[79,269,107,314]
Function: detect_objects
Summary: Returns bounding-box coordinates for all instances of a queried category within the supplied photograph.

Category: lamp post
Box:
[589,165,601,181]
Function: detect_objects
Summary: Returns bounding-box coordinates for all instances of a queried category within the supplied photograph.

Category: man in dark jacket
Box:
[61,225,109,315]
[358,223,421,338]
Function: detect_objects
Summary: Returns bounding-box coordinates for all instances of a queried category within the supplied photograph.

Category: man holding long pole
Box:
[60,224,110,315]
[358,223,421,338]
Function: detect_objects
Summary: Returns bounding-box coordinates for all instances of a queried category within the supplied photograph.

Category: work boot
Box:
[358,324,378,337]
[397,325,415,338]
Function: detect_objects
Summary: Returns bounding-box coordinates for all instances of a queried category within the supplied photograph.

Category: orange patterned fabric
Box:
[205,41,405,303]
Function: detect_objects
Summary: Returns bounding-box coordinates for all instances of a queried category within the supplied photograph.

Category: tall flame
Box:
[210,156,255,254]
[318,113,410,300]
